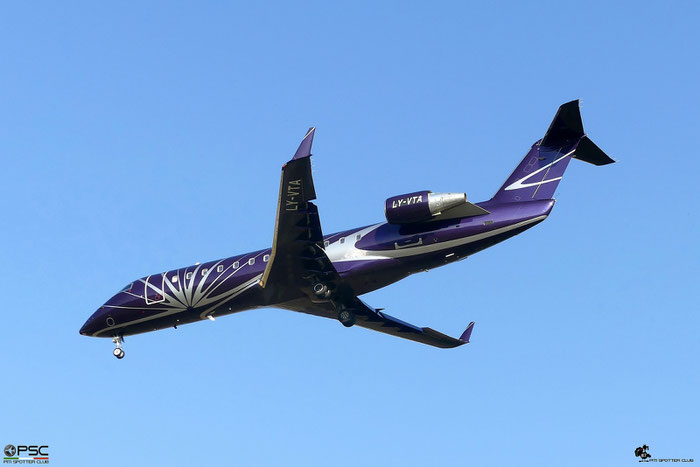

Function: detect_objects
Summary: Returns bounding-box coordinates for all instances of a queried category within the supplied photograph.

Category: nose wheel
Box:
[112,336,125,359]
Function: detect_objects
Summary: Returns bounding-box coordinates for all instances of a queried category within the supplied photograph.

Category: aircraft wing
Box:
[261,128,474,348]
[260,128,345,303]
[280,297,475,349]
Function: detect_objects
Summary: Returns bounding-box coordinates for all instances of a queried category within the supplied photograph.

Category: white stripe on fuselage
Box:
[325,215,547,263]
[503,150,574,191]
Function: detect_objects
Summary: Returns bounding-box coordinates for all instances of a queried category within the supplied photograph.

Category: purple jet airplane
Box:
[80,100,614,359]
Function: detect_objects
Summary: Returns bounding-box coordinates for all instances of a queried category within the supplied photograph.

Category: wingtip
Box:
[459,321,475,343]
[292,127,316,160]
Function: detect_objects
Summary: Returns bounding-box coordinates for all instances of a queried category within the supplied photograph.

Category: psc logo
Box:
[3,443,49,460]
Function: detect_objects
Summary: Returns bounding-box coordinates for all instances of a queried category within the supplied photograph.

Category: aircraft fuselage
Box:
[79,199,553,338]
[81,100,614,356]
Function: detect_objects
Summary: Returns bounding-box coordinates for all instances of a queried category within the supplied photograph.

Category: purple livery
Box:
[80,101,614,359]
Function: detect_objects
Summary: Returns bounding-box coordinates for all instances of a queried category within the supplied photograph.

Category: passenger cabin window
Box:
[217,265,224,273]
[201,268,208,276]
[248,258,255,266]
[186,272,193,280]
[356,234,362,241]
[233,261,240,268]
[171,275,178,283]
[324,240,329,248]
[340,237,345,244]
[263,254,270,262]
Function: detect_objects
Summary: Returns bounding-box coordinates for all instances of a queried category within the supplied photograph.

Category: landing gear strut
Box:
[337,308,356,327]
[112,336,125,359]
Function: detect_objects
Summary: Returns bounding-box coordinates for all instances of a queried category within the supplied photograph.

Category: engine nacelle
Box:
[385,191,468,224]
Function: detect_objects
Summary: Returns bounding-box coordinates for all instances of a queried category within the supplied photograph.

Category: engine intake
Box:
[385,191,468,224]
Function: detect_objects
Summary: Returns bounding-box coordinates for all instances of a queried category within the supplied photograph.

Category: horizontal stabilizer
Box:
[574,136,615,165]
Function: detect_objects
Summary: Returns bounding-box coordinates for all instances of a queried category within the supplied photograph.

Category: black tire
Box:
[338,309,356,327]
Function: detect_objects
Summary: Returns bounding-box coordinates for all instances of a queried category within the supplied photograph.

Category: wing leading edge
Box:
[261,128,475,348]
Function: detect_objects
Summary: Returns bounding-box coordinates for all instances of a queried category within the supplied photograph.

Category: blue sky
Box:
[1,1,698,466]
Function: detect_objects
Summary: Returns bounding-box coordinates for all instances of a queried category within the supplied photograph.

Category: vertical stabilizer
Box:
[491,100,614,203]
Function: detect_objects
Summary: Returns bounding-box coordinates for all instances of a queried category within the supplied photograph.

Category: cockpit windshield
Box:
[120,282,133,292]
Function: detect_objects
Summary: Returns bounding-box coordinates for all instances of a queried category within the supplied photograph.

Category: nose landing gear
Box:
[112,336,125,359]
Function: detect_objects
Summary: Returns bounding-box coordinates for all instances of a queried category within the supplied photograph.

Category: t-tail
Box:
[490,100,615,204]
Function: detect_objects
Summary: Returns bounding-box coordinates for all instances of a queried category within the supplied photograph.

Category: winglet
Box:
[459,321,475,343]
[292,127,316,160]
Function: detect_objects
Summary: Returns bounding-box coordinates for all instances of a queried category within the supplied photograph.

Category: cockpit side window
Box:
[145,274,165,304]
[121,282,133,292]
[126,281,145,297]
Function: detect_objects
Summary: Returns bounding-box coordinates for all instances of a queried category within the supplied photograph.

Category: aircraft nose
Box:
[79,308,104,336]
[79,317,94,336]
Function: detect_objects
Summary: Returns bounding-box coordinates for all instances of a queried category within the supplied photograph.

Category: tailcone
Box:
[544,198,556,216]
